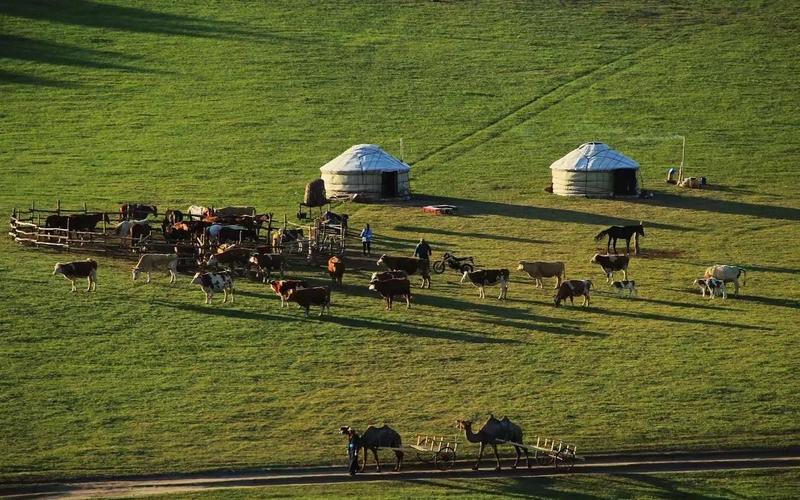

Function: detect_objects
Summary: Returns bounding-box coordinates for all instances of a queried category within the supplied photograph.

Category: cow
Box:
[120,203,157,220]
[369,270,408,282]
[249,253,286,281]
[190,271,234,304]
[130,222,152,245]
[53,259,97,292]
[554,279,592,307]
[44,215,69,229]
[693,278,727,299]
[611,280,637,297]
[206,246,252,273]
[461,269,509,299]
[132,254,178,284]
[163,224,193,243]
[115,219,147,237]
[214,206,256,217]
[328,256,345,286]
[68,213,110,233]
[269,279,308,307]
[376,254,431,288]
[286,286,331,317]
[516,261,565,289]
[590,254,629,282]
[704,265,746,296]
[369,277,412,310]
[187,205,212,220]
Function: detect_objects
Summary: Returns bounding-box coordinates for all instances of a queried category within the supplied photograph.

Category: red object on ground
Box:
[422,205,458,215]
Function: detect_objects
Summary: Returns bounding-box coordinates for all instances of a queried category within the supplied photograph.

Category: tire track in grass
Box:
[413,29,698,170]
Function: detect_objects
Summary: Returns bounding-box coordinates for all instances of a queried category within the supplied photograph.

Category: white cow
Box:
[132,254,178,284]
[704,265,746,296]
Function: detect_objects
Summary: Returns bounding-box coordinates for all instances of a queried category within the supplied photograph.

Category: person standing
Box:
[413,237,432,261]
[360,223,373,256]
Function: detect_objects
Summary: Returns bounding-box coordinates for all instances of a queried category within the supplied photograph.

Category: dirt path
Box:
[2,448,799,499]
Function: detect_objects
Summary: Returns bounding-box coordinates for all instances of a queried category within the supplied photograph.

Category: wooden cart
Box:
[381,434,459,470]
[498,436,578,471]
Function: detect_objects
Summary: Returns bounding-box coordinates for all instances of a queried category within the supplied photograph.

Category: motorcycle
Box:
[432,252,474,274]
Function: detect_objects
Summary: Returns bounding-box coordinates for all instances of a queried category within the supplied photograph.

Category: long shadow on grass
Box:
[152,300,287,321]
[477,317,607,338]
[582,307,772,331]
[394,225,550,245]
[624,296,743,312]
[415,294,586,325]
[0,36,159,73]
[0,1,306,42]
[324,315,520,344]
[0,69,78,88]
[628,190,800,221]
[734,295,800,310]
[405,195,690,231]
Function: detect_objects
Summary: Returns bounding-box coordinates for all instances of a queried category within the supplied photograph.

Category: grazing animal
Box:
[554,279,592,307]
[516,260,565,289]
[249,253,286,280]
[327,256,345,286]
[286,286,330,317]
[269,279,308,307]
[611,280,637,297]
[456,416,530,471]
[120,203,157,220]
[369,277,412,310]
[376,254,431,288]
[132,254,178,284]
[369,270,408,282]
[68,213,110,233]
[206,246,252,272]
[704,265,746,296]
[190,271,234,304]
[590,254,630,282]
[44,215,69,229]
[694,278,727,299]
[340,425,403,473]
[594,222,645,254]
[53,259,98,292]
[461,269,509,299]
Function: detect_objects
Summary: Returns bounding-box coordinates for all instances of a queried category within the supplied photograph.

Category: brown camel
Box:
[340,424,404,472]
[456,415,530,470]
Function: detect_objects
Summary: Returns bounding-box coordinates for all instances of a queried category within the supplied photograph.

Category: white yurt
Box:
[320,144,411,201]
[549,142,640,197]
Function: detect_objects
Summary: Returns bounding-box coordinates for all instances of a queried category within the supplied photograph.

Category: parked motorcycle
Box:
[432,252,474,274]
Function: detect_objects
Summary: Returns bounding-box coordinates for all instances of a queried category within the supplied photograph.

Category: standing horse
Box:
[594,222,644,255]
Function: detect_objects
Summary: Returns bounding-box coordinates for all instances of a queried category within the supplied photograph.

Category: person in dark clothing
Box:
[413,238,432,260]
[340,426,361,475]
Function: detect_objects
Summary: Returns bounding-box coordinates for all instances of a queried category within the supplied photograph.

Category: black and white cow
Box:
[191,271,235,304]
[611,280,637,297]
[590,254,629,282]
[461,269,509,300]
[53,259,98,292]
[693,278,727,299]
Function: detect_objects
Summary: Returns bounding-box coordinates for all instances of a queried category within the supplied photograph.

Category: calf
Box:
[206,246,252,272]
[461,269,509,300]
[693,278,727,299]
[53,259,98,292]
[611,280,637,297]
[369,277,412,310]
[376,254,431,288]
[249,253,286,281]
[269,279,308,307]
[328,256,345,286]
[590,254,629,282]
[704,265,746,296]
[132,254,178,284]
[554,279,592,307]
[286,286,331,317]
[369,270,408,282]
[517,261,565,289]
[191,271,234,304]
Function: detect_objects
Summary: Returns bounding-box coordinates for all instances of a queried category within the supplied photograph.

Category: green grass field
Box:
[1,0,799,485]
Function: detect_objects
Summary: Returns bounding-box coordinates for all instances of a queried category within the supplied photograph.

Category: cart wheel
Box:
[416,451,433,464]
[535,451,554,466]
[459,263,474,273]
[555,450,575,472]
[434,447,456,470]
[433,261,445,274]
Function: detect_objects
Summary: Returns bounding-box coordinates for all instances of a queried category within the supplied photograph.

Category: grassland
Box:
[1,0,799,484]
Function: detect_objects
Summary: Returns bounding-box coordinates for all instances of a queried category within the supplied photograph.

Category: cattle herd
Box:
[48,210,749,316]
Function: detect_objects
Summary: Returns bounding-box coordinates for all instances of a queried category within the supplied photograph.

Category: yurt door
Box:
[613,169,638,196]
[381,171,398,198]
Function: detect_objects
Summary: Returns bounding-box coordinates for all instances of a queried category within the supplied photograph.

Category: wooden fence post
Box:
[57,199,61,216]
[84,202,87,214]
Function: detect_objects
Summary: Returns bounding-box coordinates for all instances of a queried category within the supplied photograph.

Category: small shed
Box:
[320,144,411,201]
[549,142,640,197]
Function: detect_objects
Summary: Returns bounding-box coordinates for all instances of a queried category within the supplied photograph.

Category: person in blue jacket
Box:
[360,224,373,256]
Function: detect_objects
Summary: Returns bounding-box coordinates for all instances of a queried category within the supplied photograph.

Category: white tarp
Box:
[320,144,410,174]
[549,142,639,172]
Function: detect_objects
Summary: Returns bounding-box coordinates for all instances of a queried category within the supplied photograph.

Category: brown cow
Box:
[369,277,412,310]
[286,287,331,317]
[269,279,308,307]
[328,256,345,286]
[554,279,592,307]
[53,259,98,292]
[206,246,252,272]
[376,254,430,288]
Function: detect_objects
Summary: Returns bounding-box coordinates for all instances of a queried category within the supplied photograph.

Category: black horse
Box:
[594,222,644,254]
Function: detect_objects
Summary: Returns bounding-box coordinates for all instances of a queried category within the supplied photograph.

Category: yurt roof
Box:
[549,142,639,172]
[320,144,410,174]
